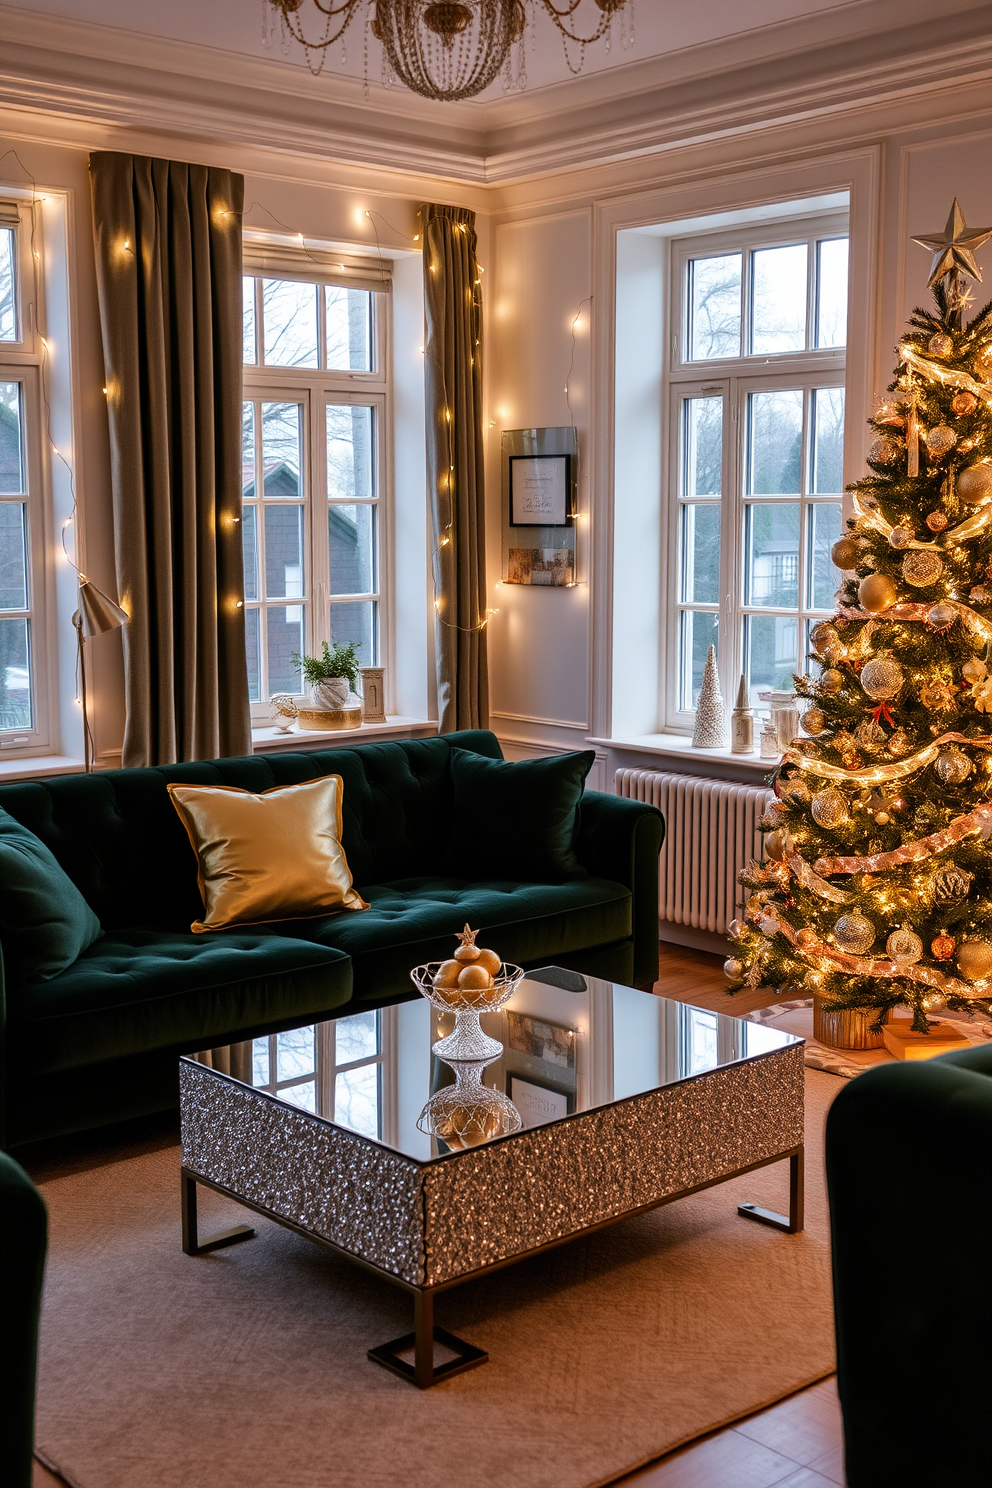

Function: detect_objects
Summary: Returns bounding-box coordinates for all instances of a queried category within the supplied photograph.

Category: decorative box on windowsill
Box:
[296,706,362,731]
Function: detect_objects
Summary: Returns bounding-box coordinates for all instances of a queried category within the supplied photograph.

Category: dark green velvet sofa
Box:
[0,1151,46,1488]
[826,1045,992,1487]
[0,730,663,1147]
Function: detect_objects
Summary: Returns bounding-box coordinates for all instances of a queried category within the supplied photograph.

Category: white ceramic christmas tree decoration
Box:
[693,644,727,748]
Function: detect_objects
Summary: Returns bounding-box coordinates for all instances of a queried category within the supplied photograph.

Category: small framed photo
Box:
[506,1011,576,1071]
[509,454,572,527]
[507,1073,575,1129]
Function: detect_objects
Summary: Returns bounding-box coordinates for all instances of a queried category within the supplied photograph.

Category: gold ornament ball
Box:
[810,621,841,657]
[926,425,956,461]
[886,925,923,965]
[833,912,875,954]
[801,707,826,735]
[902,549,944,587]
[927,602,957,630]
[931,933,955,961]
[723,957,743,982]
[868,435,899,466]
[860,652,904,699]
[859,572,899,612]
[952,391,978,416]
[457,962,493,991]
[928,331,954,357]
[795,927,818,951]
[832,536,862,569]
[933,865,973,903]
[811,787,848,829]
[888,728,914,756]
[820,667,844,694]
[855,718,886,752]
[925,510,948,532]
[956,939,992,982]
[433,958,463,989]
[956,464,992,505]
[764,828,791,861]
[935,747,973,784]
[888,526,914,549]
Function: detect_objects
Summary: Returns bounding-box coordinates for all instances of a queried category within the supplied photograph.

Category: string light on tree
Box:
[727,199,992,1039]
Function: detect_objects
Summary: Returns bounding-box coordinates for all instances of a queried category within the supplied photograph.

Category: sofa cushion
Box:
[9,929,352,1074]
[0,807,102,984]
[446,748,594,883]
[281,876,632,1002]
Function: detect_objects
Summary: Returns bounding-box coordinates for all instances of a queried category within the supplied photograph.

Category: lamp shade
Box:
[74,577,128,637]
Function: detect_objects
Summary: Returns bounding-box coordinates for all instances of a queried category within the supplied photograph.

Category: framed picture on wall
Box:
[509,453,572,526]
[507,1073,575,1130]
[505,1011,576,1071]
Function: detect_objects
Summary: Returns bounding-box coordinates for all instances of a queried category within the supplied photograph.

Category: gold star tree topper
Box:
[912,198,992,288]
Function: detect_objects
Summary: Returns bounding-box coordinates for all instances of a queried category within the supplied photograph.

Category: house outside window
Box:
[665,212,849,727]
[242,248,389,716]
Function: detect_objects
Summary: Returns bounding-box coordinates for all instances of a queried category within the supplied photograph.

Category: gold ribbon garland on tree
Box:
[852,490,992,553]
[783,730,992,785]
[812,801,992,877]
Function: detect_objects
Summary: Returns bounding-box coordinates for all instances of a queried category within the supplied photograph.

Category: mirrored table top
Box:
[189,967,801,1163]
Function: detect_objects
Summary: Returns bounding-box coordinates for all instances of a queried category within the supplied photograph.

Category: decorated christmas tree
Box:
[726,200,992,1034]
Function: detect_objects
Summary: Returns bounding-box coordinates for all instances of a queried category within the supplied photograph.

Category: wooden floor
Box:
[33,944,846,1488]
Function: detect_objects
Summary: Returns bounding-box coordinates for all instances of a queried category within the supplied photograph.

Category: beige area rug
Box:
[753,1000,992,1078]
[34,1072,839,1488]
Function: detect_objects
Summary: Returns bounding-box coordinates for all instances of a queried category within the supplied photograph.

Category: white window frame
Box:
[251,1008,396,1141]
[663,211,848,730]
[242,249,391,722]
[0,199,56,756]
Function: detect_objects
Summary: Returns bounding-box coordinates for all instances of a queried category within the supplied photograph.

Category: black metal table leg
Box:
[367,1286,488,1388]
[182,1169,256,1256]
[738,1146,805,1234]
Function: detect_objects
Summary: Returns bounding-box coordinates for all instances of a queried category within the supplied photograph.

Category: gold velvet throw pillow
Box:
[168,776,367,933]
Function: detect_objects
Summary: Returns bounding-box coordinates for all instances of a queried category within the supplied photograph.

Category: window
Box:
[0,202,51,753]
[252,1009,387,1139]
[242,262,388,713]
[667,215,848,724]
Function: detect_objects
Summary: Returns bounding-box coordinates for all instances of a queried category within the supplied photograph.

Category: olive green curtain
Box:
[89,151,250,766]
[421,202,489,733]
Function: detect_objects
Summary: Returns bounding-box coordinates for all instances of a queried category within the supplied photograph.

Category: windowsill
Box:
[587,733,779,775]
[0,753,87,782]
[252,717,437,752]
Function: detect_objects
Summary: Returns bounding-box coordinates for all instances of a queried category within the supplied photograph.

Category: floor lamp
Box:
[73,576,127,772]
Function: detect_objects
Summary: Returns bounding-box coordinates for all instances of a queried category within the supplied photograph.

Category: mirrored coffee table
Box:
[180,968,804,1388]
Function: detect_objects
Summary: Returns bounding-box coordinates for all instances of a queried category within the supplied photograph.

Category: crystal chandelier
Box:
[264,0,635,102]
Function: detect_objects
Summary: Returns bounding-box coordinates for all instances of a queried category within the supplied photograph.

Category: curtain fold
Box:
[89,151,250,766]
[421,202,489,733]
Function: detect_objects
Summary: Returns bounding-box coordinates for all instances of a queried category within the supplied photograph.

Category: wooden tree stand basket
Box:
[296,706,362,731]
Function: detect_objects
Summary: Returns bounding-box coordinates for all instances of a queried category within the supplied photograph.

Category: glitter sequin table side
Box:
[420,1043,805,1284]
[180,1061,427,1284]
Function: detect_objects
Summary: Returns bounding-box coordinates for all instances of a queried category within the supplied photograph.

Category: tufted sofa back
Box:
[0,731,502,931]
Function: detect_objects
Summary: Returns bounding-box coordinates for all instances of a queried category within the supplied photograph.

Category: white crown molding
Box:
[1,1,992,188]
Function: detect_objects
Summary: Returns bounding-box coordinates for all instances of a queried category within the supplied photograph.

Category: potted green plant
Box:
[291,640,362,711]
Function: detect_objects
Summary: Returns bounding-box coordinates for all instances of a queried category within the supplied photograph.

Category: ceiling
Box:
[1,0,991,184]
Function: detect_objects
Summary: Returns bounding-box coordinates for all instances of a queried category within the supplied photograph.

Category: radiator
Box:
[614,769,775,934]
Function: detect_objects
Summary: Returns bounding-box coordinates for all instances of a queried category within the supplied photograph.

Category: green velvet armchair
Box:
[826,1045,992,1487]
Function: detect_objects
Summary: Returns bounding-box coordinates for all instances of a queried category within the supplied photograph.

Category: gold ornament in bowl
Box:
[859,572,899,612]
[934,747,972,785]
[902,549,944,587]
[956,939,992,983]
[811,787,848,829]
[860,651,904,700]
[413,925,522,1014]
[886,925,923,965]
[956,464,992,505]
[833,912,875,955]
